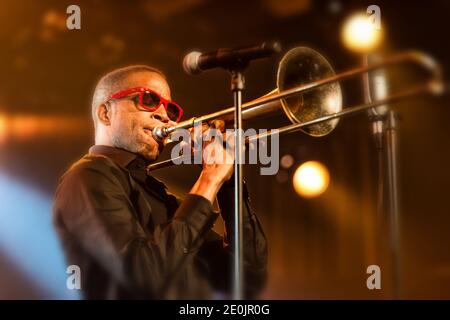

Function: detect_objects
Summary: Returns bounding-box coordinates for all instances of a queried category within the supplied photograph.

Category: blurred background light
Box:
[0,114,89,143]
[0,172,79,299]
[0,114,6,144]
[275,170,289,183]
[293,161,330,198]
[342,12,383,52]
[280,154,294,169]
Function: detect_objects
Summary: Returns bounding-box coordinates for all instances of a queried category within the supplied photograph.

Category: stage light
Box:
[0,114,90,143]
[0,114,7,144]
[280,154,294,169]
[293,161,330,198]
[276,170,289,183]
[342,13,383,52]
[0,172,79,299]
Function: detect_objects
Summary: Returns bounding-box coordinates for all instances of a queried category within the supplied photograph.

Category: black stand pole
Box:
[385,110,402,299]
[178,42,280,300]
[230,69,245,300]
[362,54,402,299]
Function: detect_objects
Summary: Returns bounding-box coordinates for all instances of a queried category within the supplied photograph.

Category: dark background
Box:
[0,0,448,299]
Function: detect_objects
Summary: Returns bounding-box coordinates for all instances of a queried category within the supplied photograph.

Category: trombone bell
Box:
[278,47,343,136]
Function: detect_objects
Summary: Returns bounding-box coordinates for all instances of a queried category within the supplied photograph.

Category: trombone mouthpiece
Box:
[152,126,170,141]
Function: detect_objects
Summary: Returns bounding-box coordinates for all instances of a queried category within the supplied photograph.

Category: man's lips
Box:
[143,127,164,149]
[143,127,156,140]
[143,127,152,135]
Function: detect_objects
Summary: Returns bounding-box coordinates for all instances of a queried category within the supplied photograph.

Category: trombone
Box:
[148,47,444,172]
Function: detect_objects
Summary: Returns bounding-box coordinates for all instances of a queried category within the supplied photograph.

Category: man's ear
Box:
[97,103,111,126]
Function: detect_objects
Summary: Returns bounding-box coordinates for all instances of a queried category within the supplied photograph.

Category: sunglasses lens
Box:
[141,91,160,108]
[167,103,181,122]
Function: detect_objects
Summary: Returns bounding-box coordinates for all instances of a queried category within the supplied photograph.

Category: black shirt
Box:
[53,145,267,299]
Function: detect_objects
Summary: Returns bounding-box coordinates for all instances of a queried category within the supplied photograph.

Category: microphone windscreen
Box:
[183,51,202,75]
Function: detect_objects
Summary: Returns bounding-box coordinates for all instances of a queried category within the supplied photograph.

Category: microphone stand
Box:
[229,66,246,300]
[179,43,279,300]
[385,108,402,299]
[362,54,402,299]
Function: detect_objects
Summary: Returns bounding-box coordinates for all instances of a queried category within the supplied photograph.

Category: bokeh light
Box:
[0,114,6,144]
[342,13,383,52]
[293,161,330,198]
[280,154,294,169]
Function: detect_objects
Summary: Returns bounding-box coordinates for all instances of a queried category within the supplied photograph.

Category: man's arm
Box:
[53,158,219,298]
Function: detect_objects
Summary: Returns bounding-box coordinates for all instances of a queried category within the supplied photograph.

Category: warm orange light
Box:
[293,161,330,198]
[280,154,294,169]
[0,114,7,144]
[342,13,383,53]
[0,114,90,143]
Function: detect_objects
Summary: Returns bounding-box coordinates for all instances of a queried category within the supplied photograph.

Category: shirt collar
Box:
[88,145,168,191]
[89,145,167,194]
[89,145,148,168]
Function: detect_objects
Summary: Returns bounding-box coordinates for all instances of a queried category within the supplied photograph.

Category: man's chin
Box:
[139,145,161,162]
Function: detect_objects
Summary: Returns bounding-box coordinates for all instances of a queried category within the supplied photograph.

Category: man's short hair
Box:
[91,65,166,129]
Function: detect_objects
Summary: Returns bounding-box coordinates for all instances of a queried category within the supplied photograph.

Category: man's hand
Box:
[200,120,235,183]
[189,120,236,204]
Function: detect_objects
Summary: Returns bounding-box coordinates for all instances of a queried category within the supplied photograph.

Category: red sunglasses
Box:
[107,87,183,122]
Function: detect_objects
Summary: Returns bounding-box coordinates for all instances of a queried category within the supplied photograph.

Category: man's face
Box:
[107,72,176,161]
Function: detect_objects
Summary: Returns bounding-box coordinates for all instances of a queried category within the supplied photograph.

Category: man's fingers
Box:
[209,119,226,132]
[189,123,209,139]
[248,140,257,151]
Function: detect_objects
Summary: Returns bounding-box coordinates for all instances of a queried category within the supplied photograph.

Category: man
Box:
[53,65,267,299]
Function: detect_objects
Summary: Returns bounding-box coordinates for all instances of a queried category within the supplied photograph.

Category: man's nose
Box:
[151,105,170,123]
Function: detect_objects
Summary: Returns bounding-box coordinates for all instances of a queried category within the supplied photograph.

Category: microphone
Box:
[183,41,281,75]
[367,54,389,119]
[364,54,389,149]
